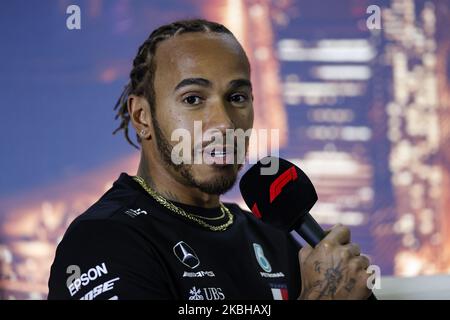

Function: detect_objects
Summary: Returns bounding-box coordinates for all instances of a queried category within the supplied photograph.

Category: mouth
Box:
[204,145,237,165]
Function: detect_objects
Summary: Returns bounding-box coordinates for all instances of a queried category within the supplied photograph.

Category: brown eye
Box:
[183,95,202,105]
[229,94,248,104]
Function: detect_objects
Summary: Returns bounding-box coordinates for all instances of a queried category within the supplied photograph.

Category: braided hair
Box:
[113,19,235,149]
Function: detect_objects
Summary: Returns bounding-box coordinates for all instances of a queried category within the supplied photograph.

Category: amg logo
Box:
[183,271,215,278]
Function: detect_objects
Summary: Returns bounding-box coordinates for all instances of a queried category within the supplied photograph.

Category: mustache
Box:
[192,134,248,152]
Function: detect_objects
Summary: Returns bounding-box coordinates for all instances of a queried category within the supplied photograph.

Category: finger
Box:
[322,224,351,245]
[299,244,313,263]
[353,255,370,270]
[342,243,361,257]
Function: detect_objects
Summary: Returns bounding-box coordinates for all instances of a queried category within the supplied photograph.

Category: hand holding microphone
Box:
[239,156,375,300]
[298,224,372,300]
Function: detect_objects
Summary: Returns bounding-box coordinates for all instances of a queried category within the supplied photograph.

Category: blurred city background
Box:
[0,0,449,299]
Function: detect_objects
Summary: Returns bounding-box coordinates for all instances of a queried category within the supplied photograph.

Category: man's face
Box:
[150,32,254,195]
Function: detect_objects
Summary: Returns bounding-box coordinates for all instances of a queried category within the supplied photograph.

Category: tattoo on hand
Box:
[302,261,361,299]
[317,261,343,299]
[345,278,356,293]
[314,261,321,274]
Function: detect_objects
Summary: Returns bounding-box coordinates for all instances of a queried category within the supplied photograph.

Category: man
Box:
[48,19,372,300]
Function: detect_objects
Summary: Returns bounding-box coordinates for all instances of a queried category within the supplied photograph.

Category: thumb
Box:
[298,244,314,300]
[299,244,313,264]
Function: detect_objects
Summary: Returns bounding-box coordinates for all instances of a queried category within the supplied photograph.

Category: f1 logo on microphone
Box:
[269,166,298,203]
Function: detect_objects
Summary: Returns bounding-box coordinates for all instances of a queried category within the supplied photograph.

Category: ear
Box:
[127,95,153,140]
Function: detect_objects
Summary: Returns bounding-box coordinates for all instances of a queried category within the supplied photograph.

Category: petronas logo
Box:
[253,243,272,273]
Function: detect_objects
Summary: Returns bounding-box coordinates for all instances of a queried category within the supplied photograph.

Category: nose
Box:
[205,101,235,134]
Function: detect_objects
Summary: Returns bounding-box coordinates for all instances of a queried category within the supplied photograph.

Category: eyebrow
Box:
[228,79,252,90]
[174,78,252,92]
[174,78,212,91]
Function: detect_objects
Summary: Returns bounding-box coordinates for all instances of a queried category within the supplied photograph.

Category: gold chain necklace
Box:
[133,176,234,232]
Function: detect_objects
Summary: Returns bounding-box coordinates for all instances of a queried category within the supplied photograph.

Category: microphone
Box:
[239,156,324,246]
[239,156,376,300]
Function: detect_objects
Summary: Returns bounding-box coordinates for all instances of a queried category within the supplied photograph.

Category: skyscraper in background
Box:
[274,0,387,267]
[434,0,450,275]
[0,155,139,299]
[376,0,450,276]
[266,0,450,276]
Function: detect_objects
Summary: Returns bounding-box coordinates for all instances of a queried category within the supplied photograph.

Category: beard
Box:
[152,116,240,195]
